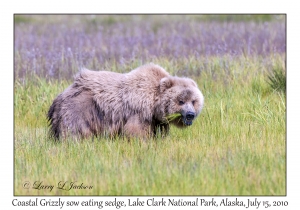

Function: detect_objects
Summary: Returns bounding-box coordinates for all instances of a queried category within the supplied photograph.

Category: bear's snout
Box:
[186,111,195,121]
[181,110,196,126]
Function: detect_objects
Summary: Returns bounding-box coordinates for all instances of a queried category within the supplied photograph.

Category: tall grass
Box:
[267,65,286,93]
[14,55,286,195]
[14,15,285,80]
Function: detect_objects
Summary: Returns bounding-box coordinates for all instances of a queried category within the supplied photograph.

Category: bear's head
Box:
[156,76,204,127]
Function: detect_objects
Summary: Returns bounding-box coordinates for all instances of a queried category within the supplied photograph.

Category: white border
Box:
[3,0,299,209]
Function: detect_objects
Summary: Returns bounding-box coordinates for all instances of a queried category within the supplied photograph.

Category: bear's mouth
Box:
[182,111,195,126]
[183,118,193,126]
[165,112,195,126]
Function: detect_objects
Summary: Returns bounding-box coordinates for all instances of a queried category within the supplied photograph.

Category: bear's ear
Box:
[160,77,174,92]
[190,79,198,87]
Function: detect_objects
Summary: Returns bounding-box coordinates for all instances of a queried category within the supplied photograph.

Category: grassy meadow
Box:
[14,15,286,195]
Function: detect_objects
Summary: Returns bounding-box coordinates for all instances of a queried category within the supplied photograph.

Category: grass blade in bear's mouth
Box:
[166,113,182,122]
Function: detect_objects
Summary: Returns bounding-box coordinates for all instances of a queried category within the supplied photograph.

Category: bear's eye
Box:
[192,100,196,105]
[179,100,185,105]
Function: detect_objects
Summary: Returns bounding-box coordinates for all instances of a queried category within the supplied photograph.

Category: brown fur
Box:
[47,63,204,140]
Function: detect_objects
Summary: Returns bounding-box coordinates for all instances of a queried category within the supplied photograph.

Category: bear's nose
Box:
[186,111,195,121]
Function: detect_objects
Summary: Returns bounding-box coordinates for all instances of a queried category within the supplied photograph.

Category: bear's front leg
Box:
[159,123,170,138]
[124,115,152,139]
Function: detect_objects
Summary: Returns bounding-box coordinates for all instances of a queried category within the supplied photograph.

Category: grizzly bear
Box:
[47,63,204,140]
